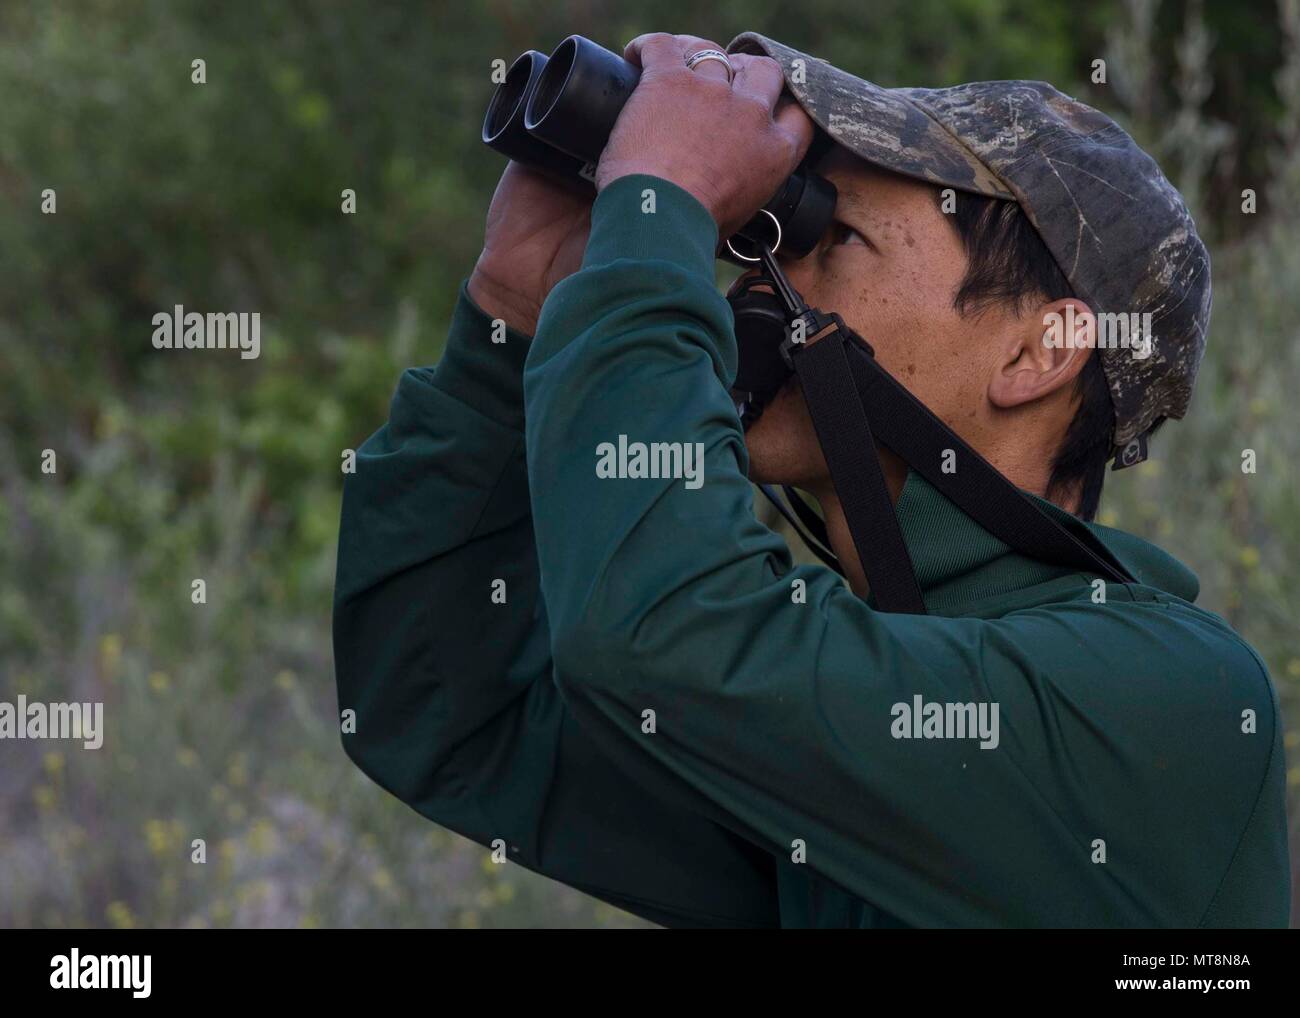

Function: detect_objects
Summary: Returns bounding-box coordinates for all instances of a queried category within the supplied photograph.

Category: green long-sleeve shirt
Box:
[333,174,1290,927]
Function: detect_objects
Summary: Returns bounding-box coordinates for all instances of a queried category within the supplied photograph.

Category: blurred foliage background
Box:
[0,0,1295,927]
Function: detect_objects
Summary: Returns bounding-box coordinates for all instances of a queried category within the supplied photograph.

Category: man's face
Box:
[741,146,1006,486]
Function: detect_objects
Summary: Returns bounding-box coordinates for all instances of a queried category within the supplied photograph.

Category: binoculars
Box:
[482,35,837,263]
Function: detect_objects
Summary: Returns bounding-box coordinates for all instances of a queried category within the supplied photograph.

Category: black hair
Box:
[944,193,1113,520]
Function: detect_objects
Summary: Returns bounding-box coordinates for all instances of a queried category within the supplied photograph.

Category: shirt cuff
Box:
[581,174,720,280]
[432,279,533,431]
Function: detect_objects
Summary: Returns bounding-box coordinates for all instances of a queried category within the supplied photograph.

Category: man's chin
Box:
[740,378,826,486]
[745,453,779,485]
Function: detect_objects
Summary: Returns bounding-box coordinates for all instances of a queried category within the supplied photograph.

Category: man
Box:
[333,32,1290,927]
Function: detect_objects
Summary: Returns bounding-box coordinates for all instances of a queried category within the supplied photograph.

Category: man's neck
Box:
[806,448,907,599]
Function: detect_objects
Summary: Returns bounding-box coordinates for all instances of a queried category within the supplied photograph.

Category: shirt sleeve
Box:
[333,280,780,927]
[522,175,1279,927]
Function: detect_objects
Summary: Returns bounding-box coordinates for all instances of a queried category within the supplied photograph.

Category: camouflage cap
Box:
[728,32,1212,466]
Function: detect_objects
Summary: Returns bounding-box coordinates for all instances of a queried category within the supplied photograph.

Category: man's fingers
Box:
[624,33,686,71]
[774,95,817,165]
[731,54,786,108]
[606,33,817,232]
[626,33,733,82]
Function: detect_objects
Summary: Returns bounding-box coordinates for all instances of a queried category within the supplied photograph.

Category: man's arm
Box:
[333,281,780,927]
[523,174,1282,927]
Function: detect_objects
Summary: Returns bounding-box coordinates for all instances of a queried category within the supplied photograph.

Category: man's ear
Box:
[987,297,1093,410]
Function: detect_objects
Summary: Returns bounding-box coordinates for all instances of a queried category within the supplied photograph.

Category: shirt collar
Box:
[888,470,1199,614]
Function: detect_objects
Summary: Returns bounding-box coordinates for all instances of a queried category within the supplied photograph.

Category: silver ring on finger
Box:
[685,48,735,83]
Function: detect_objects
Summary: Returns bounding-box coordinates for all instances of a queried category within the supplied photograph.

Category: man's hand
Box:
[597,33,815,240]
[469,162,593,336]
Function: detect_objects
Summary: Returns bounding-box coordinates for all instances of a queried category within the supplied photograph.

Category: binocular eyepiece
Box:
[483,35,837,263]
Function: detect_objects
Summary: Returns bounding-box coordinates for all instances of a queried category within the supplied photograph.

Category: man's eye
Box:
[831,221,868,247]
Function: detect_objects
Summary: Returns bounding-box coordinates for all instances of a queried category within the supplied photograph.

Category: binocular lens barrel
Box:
[523,36,641,163]
[482,50,592,181]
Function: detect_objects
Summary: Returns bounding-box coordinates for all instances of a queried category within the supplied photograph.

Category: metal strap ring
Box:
[725,209,783,263]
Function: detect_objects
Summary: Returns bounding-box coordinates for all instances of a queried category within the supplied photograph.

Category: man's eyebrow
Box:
[833,187,874,220]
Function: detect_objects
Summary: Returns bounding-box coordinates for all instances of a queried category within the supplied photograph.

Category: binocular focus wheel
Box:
[726,209,783,263]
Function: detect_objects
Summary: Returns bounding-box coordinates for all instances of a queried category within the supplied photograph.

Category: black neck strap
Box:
[793,331,929,613]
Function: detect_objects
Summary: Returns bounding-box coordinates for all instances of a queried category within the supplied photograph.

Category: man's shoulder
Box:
[982,576,1284,924]
[999,570,1276,725]
[970,554,1278,796]
[1086,517,1202,602]
[1081,520,1275,717]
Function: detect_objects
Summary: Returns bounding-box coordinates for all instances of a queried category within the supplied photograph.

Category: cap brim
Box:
[729,32,1014,200]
